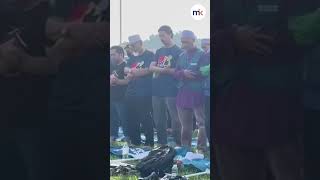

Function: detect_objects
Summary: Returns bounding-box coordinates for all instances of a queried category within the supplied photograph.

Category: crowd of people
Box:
[110,25,211,152]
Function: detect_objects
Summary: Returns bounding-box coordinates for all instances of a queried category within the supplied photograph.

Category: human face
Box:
[181,37,195,51]
[110,49,122,64]
[125,46,133,56]
[202,44,210,52]
[131,41,143,53]
[158,31,172,46]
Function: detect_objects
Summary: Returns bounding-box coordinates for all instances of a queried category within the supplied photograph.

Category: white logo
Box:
[191,4,206,21]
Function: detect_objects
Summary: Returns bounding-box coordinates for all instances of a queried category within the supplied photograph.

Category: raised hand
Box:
[183,69,196,79]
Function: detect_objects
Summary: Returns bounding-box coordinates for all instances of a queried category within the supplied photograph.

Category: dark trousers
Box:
[0,130,28,180]
[110,102,119,137]
[152,96,181,145]
[215,143,303,180]
[15,128,47,180]
[205,96,210,142]
[126,96,154,146]
[0,128,56,180]
[304,108,320,179]
[110,100,128,138]
[42,51,107,180]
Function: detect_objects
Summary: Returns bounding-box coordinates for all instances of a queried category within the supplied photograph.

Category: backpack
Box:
[136,146,176,177]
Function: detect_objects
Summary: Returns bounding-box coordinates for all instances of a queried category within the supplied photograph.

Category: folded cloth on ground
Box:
[174,147,190,157]
[110,146,151,159]
[185,152,204,161]
[181,159,210,172]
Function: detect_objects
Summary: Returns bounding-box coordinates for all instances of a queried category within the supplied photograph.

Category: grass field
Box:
[110,141,211,180]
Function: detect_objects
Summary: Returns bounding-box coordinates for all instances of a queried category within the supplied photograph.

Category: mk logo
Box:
[192,9,204,16]
[191,4,206,20]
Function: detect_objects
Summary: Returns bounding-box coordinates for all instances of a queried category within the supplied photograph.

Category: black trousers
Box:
[0,127,51,180]
[0,130,28,180]
[42,52,107,180]
[126,96,154,146]
[304,108,320,180]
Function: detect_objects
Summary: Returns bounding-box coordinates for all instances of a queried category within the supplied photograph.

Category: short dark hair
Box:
[110,46,125,58]
[158,25,173,38]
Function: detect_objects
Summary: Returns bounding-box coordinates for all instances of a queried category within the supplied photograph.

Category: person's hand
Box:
[163,67,174,74]
[124,67,132,74]
[126,73,134,81]
[183,70,196,79]
[0,39,22,75]
[233,25,275,55]
[149,65,155,72]
[130,68,138,75]
[110,74,118,85]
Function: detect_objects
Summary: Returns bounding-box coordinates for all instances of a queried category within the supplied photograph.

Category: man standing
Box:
[199,39,210,143]
[124,43,135,60]
[125,35,154,146]
[201,39,210,54]
[291,5,320,179]
[0,1,108,180]
[174,30,207,152]
[149,25,182,146]
[110,46,129,142]
[212,0,304,179]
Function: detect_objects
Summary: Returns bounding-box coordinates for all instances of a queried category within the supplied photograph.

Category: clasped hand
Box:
[0,38,26,76]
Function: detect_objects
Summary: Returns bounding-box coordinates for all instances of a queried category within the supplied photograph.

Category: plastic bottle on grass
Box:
[172,164,178,176]
[122,142,129,159]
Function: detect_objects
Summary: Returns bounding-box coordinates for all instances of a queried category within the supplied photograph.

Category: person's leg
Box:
[193,105,208,150]
[15,128,39,180]
[205,96,210,142]
[266,143,303,180]
[166,97,181,146]
[152,96,167,145]
[215,144,267,180]
[126,96,141,145]
[114,100,129,138]
[43,52,107,180]
[304,108,320,180]
[110,101,119,139]
[166,109,172,129]
[0,130,28,180]
[192,114,197,131]
[140,97,154,146]
[43,127,105,180]
[177,107,194,148]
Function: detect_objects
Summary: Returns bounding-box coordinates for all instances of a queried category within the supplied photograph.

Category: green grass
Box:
[110,176,139,180]
[110,137,211,180]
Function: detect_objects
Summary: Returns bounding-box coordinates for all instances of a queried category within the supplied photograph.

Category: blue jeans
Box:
[110,100,128,138]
